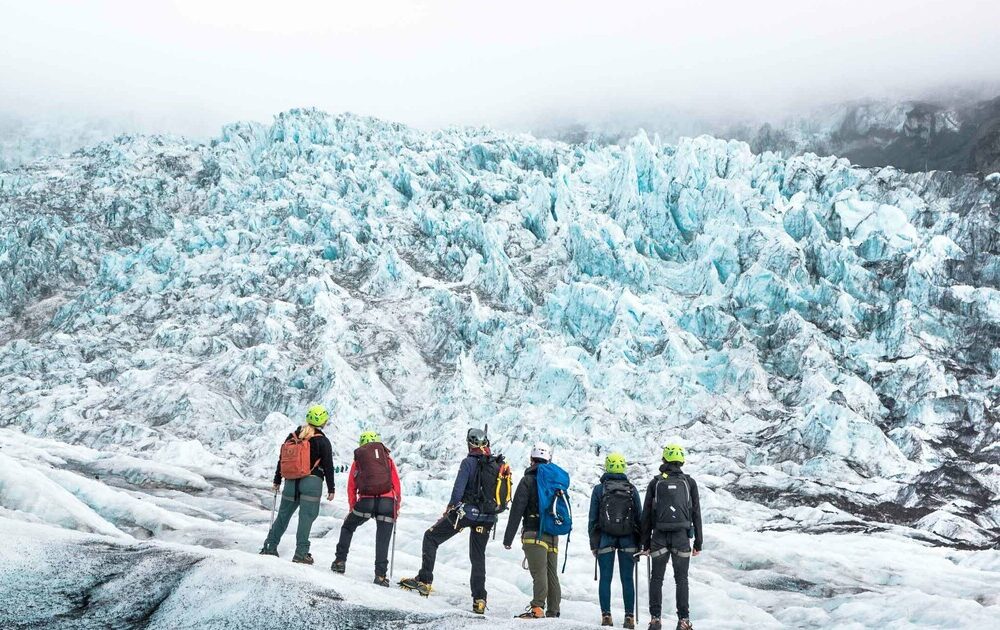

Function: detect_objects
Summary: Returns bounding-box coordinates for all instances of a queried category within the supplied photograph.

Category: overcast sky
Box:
[2,0,999,135]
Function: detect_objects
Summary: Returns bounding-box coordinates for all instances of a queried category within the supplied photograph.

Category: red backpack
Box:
[280,433,318,480]
[354,442,393,496]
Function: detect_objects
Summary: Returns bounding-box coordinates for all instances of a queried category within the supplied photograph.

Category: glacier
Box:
[1,108,999,628]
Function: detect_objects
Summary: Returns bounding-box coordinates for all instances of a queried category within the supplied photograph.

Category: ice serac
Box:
[1,108,999,558]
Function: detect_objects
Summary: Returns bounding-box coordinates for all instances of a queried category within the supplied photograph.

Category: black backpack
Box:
[599,479,636,537]
[467,455,513,515]
[653,473,692,532]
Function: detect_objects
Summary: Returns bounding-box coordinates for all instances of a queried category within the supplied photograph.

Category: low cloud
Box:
[2,0,999,136]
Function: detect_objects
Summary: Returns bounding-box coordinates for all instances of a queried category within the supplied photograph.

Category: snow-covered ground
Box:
[2,429,997,629]
[1,109,999,627]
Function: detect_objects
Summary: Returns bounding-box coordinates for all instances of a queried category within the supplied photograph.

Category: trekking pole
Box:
[268,487,278,530]
[561,533,571,573]
[390,519,397,579]
[594,554,598,581]
[634,555,640,627]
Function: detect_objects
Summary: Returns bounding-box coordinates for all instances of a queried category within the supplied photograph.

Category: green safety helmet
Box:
[605,452,627,474]
[662,443,685,464]
[305,405,329,427]
[359,431,381,446]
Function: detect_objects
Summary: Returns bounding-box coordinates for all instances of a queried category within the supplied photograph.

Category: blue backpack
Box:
[536,462,573,537]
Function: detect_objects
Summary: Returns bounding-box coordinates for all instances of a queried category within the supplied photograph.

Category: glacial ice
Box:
[1,108,999,627]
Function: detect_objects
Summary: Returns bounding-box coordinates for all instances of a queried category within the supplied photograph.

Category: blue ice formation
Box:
[1,108,999,547]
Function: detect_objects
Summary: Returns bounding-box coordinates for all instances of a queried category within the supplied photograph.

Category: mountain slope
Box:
[537,94,1000,175]
[737,96,1000,175]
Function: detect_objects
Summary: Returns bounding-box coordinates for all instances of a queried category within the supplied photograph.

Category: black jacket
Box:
[450,448,497,523]
[503,463,540,546]
[639,462,703,552]
[272,427,336,494]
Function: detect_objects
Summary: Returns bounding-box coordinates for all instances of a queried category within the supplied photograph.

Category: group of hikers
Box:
[258,405,703,630]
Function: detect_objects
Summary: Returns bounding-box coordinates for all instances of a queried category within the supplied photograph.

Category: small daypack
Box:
[599,479,635,537]
[354,442,393,496]
[468,454,513,514]
[537,462,572,537]
[653,472,692,532]
[279,432,317,480]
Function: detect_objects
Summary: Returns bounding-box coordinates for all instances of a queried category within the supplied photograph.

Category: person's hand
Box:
[272,484,280,493]
[504,544,512,550]
[692,549,700,557]
[635,549,650,557]
[327,492,335,502]
[592,550,597,557]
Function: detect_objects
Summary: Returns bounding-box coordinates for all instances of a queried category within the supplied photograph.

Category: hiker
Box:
[639,444,703,630]
[331,431,401,587]
[589,453,643,628]
[503,441,564,619]
[399,428,513,615]
[259,405,336,564]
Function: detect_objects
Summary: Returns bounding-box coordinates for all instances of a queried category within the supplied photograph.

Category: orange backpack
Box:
[279,434,318,480]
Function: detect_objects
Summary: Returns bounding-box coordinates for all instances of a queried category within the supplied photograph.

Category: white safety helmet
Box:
[530,441,552,462]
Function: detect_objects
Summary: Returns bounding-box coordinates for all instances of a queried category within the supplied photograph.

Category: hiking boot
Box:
[624,613,636,629]
[676,619,693,630]
[291,553,314,565]
[647,618,662,630]
[545,611,560,618]
[373,575,390,587]
[398,577,432,597]
[472,599,487,615]
[331,559,346,574]
[516,606,544,619]
[601,612,614,626]
[258,546,278,557]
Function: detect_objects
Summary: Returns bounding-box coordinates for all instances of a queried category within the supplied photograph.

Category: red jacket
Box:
[347,455,402,516]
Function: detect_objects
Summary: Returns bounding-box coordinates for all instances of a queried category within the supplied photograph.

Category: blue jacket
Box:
[588,472,642,551]
[449,451,497,523]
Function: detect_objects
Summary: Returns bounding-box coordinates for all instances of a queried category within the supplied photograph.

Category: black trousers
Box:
[648,530,692,619]
[416,514,493,600]
[335,497,395,577]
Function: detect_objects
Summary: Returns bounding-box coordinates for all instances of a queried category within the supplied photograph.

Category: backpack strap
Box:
[468,455,484,504]
[289,432,321,476]
[493,462,512,508]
